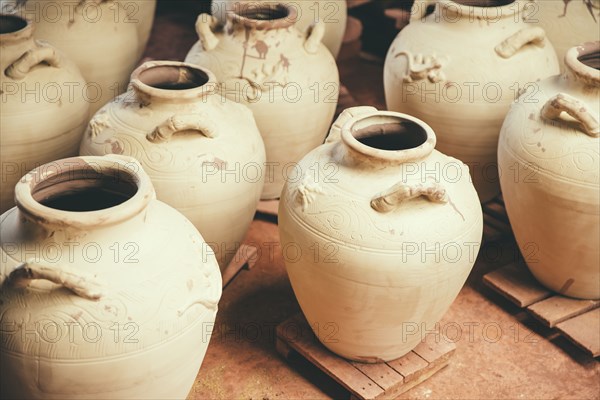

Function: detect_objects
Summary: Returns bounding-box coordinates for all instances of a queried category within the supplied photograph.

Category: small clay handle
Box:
[195,13,220,51]
[6,260,103,301]
[147,114,219,143]
[495,27,546,59]
[304,21,326,54]
[5,43,61,80]
[371,182,448,213]
[325,106,378,143]
[541,93,600,138]
[410,0,437,21]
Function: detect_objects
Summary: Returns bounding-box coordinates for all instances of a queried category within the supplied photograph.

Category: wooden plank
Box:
[483,200,510,224]
[386,351,428,382]
[556,309,600,357]
[527,296,600,328]
[221,244,258,289]
[350,361,403,392]
[256,199,279,216]
[412,334,456,364]
[483,263,553,307]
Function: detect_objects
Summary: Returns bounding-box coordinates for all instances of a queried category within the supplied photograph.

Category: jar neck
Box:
[563,42,600,94]
[225,3,298,31]
[0,14,36,72]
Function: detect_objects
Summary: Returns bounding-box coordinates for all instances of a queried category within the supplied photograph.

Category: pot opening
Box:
[579,51,600,71]
[354,121,428,151]
[236,4,290,21]
[31,167,138,212]
[138,65,210,91]
[0,15,28,34]
[452,0,515,7]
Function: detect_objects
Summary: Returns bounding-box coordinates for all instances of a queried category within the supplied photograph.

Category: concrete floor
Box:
[144,9,600,399]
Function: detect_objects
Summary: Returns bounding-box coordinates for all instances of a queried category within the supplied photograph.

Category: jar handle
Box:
[5,42,61,80]
[6,260,103,301]
[325,106,378,143]
[541,93,599,138]
[147,114,219,143]
[371,182,448,213]
[495,27,546,59]
[195,13,220,51]
[410,0,437,21]
[304,21,325,54]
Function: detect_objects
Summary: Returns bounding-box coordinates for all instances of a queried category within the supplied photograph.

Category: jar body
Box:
[498,47,600,299]
[279,108,483,361]
[185,11,339,199]
[133,0,157,59]
[384,1,559,203]
[0,156,222,399]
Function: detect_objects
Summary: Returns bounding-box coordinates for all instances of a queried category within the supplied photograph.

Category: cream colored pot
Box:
[279,107,483,362]
[6,0,141,115]
[498,42,600,299]
[0,155,222,399]
[211,0,347,57]
[0,14,89,214]
[185,3,339,199]
[384,0,560,203]
[525,0,599,71]
[132,0,157,59]
[80,61,266,270]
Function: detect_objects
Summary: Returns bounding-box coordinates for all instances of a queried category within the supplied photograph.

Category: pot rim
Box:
[436,0,523,20]
[341,111,437,164]
[565,41,600,88]
[130,60,218,101]
[226,2,298,30]
[14,156,155,230]
[0,13,33,42]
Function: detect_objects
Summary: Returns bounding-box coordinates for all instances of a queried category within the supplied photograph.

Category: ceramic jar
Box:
[279,107,483,361]
[0,14,89,214]
[524,0,599,71]
[80,61,266,270]
[0,155,222,399]
[6,0,141,115]
[498,42,600,299]
[132,0,157,60]
[185,3,339,199]
[211,0,348,57]
[384,0,560,203]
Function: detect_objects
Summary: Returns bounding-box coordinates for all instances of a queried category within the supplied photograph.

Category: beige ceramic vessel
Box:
[80,61,266,269]
[279,107,483,362]
[212,0,348,57]
[384,0,560,203]
[0,14,89,214]
[185,3,339,199]
[498,42,600,299]
[0,155,222,399]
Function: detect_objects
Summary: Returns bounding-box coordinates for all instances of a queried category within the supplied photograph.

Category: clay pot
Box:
[384,0,560,203]
[0,14,89,214]
[498,42,600,299]
[6,0,141,115]
[211,0,348,57]
[185,3,339,199]
[0,155,222,399]
[524,0,599,71]
[279,107,483,361]
[132,0,157,60]
[79,61,266,270]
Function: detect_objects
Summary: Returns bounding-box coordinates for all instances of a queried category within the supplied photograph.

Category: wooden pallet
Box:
[276,314,455,400]
[482,196,512,242]
[221,244,258,289]
[483,263,600,357]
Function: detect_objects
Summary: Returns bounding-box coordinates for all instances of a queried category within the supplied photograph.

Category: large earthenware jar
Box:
[80,61,266,270]
[524,0,599,71]
[498,42,600,299]
[132,0,157,59]
[279,107,483,361]
[384,0,560,203]
[0,155,222,399]
[0,14,89,214]
[6,0,141,115]
[185,3,339,199]
[211,0,348,57]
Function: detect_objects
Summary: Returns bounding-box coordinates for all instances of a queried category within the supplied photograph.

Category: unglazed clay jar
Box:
[384,0,560,203]
[0,155,222,399]
[212,0,348,57]
[132,0,157,59]
[0,15,89,214]
[525,0,600,71]
[185,3,339,199]
[6,0,140,115]
[279,107,483,362]
[498,42,600,299]
[80,61,266,269]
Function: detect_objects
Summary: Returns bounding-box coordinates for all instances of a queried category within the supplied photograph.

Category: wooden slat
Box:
[350,362,403,391]
[527,296,600,328]
[556,309,600,357]
[483,263,552,307]
[386,352,428,382]
[221,244,258,288]
[412,334,456,364]
[256,199,280,216]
